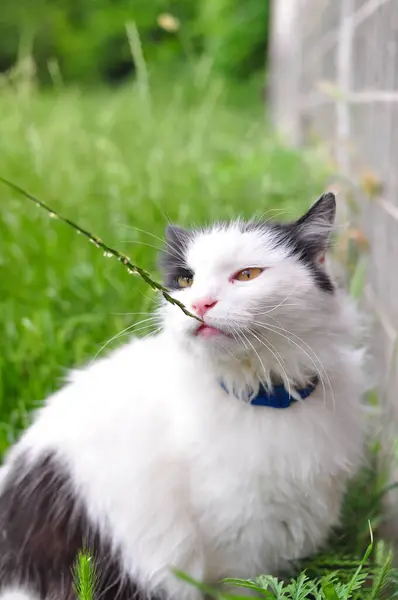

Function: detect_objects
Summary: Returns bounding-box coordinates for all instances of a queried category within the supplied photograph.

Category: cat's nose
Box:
[191,298,218,318]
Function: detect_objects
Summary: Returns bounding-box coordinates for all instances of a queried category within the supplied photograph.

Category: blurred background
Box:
[0,0,269,85]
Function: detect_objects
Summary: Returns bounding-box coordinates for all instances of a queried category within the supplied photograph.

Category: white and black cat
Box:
[0,193,364,600]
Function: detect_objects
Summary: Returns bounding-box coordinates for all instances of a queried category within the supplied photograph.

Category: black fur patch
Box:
[244,194,336,293]
[267,222,334,293]
[0,453,162,600]
[159,225,193,290]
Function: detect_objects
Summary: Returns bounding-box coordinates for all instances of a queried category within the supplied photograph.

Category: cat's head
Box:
[159,193,338,364]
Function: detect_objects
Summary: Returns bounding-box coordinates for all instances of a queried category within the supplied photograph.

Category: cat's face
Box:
[159,194,337,358]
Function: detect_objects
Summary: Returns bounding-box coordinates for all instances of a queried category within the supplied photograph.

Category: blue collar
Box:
[220,377,319,408]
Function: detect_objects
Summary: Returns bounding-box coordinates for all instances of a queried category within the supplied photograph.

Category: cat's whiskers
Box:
[229,301,299,316]
[259,286,301,316]
[214,340,240,363]
[218,306,333,406]
[224,313,289,395]
[118,224,167,245]
[103,320,161,348]
[248,298,299,314]
[228,321,257,363]
[246,301,300,313]
[266,313,332,398]
[91,316,161,364]
[229,326,249,352]
[266,322,335,409]
[241,327,292,397]
[118,240,164,253]
[228,326,274,392]
[118,224,187,258]
[140,327,162,341]
[224,311,323,401]
[254,317,330,394]
[230,327,269,390]
[110,312,154,316]
[136,287,159,307]
[236,287,301,317]
[250,320,332,407]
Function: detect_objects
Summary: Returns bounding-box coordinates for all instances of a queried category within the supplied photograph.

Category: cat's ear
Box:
[293,193,336,262]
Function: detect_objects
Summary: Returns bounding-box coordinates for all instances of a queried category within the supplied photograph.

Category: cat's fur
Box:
[0,193,364,600]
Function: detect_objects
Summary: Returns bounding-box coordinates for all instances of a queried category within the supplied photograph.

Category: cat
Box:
[0,192,364,600]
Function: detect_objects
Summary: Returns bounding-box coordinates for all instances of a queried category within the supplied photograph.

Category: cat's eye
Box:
[233,267,264,282]
[177,275,193,288]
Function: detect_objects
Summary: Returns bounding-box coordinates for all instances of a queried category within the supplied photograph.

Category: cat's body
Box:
[0,194,364,600]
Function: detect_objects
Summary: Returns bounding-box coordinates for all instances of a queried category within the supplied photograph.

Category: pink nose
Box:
[191,298,218,318]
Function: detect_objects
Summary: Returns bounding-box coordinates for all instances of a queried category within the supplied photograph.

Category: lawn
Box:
[0,65,327,454]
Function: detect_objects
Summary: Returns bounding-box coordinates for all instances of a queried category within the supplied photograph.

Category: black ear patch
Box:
[158,225,194,289]
[284,193,336,292]
[251,193,336,293]
[294,192,336,259]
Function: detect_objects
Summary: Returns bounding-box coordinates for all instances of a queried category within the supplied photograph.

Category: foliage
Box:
[75,549,397,600]
[0,0,270,85]
[73,549,96,600]
[198,0,270,78]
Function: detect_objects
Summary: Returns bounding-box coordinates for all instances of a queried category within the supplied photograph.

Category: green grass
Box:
[0,64,327,453]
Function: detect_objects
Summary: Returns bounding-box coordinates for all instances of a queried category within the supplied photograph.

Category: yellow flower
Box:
[157,13,180,33]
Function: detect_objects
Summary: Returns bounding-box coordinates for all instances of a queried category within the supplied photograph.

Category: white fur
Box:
[0,589,38,600]
[4,222,365,600]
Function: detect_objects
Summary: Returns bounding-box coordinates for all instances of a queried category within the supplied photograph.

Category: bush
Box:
[198,0,270,78]
[0,0,269,85]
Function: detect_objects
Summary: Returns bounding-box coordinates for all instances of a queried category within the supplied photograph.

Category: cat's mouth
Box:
[194,323,232,339]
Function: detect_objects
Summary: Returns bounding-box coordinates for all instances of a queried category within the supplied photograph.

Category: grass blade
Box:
[72,550,96,600]
[345,522,373,597]
[221,578,276,598]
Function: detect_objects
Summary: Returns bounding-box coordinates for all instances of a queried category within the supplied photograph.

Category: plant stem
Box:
[0,176,201,322]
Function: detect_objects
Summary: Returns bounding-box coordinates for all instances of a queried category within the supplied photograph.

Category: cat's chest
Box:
[185,401,345,578]
[191,447,273,547]
[187,403,303,523]
[186,412,306,578]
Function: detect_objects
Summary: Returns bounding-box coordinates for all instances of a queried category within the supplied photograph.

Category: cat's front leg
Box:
[0,451,206,600]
